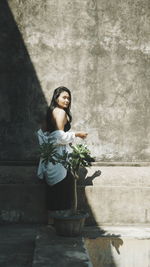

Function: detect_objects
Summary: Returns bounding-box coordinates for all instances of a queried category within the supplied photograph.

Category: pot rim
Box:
[53,210,89,220]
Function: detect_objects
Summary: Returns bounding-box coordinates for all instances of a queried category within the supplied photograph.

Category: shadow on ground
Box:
[0,224,38,267]
[78,167,124,266]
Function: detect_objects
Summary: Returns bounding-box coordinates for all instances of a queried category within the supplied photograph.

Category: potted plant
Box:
[40,142,95,236]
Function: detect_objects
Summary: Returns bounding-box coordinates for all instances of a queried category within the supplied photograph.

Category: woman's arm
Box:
[52,108,88,144]
[52,108,67,130]
[75,132,88,139]
[54,130,88,145]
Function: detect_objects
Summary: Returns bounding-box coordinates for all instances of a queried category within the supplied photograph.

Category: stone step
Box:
[32,225,150,267]
[79,166,150,187]
[0,224,38,267]
[32,225,92,267]
[77,166,150,225]
[78,185,150,225]
[1,183,149,225]
[0,165,149,224]
[84,226,150,267]
[0,184,47,223]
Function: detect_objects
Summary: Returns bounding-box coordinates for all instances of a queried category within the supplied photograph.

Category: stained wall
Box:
[0,0,150,161]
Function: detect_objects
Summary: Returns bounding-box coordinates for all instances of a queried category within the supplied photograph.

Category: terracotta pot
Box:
[53,211,89,237]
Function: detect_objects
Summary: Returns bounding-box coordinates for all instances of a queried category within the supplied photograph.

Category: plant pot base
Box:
[53,211,88,237]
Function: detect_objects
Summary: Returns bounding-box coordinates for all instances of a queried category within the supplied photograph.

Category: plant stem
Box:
[72,177,77,213]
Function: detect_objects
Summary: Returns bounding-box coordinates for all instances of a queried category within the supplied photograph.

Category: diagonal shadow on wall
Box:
[0,0,47,161]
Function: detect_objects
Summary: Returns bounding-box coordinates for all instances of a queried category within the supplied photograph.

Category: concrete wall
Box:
[0,184,47,223]
[78,165,150,225]
[0,0,150,161]
[1,165,150,225]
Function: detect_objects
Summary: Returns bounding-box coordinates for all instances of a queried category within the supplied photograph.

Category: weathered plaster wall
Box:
[0,0,150,161]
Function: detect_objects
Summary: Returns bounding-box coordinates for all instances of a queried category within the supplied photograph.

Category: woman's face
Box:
[56,91,70,109]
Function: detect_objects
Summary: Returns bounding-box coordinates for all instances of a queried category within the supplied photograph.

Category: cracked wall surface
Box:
[0,0,150,161]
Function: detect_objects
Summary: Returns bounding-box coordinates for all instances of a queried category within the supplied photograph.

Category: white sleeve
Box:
[55,130,76,145]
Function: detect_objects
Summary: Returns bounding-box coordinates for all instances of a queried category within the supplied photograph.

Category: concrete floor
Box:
[0,224,38,267]
[84,226,150,267]
[0,224,150,267]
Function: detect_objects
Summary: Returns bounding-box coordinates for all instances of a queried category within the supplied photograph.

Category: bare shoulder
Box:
[52,107,67,119]
[52,108,67,130]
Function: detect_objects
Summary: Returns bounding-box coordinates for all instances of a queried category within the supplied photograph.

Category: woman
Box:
[37,86,87,210]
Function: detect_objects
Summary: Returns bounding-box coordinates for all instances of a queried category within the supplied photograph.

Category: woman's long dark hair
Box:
[46,86,72,132]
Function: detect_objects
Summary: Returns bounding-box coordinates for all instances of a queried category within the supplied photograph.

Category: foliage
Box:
[40,142,95,178]
[39,141,58,165]
[65,144,95,178]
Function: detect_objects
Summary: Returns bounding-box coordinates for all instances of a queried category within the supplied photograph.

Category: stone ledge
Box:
[0,165,39,184]
[33,225,150,267]
[32,225,92,267]
[0,161,150,166]
[0,184,47,223]
[84,226,150,267]
[78,186,150,225]
[0,182,150,225]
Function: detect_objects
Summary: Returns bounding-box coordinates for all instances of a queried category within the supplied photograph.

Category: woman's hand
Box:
[75,132,88,139]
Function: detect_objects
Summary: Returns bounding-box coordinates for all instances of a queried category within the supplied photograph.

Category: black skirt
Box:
[45,171,74,210]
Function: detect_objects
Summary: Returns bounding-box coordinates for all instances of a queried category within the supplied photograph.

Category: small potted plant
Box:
[40,142,95,236]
